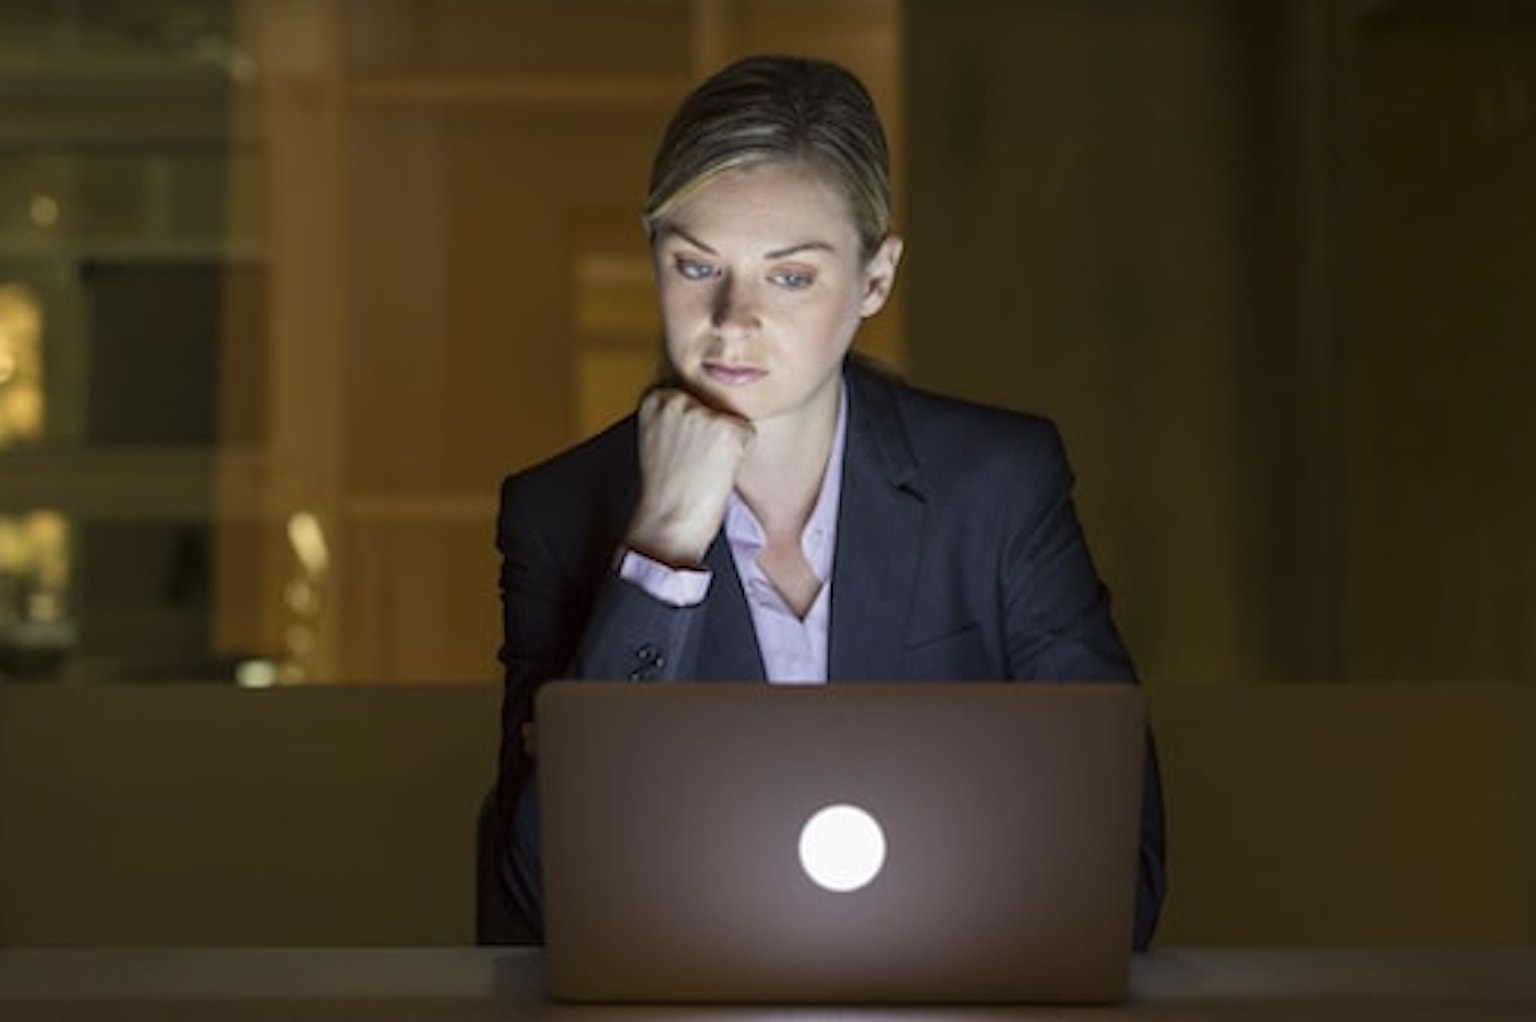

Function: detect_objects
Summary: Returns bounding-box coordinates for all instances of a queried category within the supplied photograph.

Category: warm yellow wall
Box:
[3,683,1533,947]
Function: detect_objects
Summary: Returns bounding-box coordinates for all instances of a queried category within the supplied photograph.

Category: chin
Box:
[710,393,762,421]
[684,378,755,417]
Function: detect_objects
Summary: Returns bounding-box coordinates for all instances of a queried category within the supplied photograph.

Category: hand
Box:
[626,386,754,567]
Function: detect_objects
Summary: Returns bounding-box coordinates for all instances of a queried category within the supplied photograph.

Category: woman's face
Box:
[650,160,901,430]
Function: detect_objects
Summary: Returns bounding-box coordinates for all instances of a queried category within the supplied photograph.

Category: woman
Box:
[493,54,1165,949]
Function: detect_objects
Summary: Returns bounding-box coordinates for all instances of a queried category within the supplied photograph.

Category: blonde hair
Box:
[643,55,893,259]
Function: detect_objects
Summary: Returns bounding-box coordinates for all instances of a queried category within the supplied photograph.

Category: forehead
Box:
[657,161,860,249]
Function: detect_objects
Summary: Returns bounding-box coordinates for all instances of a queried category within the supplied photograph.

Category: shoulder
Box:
[847,359,1070,490]
[901,384,1061,452]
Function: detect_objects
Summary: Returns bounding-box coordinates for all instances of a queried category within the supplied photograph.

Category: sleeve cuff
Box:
[618,548,712,608]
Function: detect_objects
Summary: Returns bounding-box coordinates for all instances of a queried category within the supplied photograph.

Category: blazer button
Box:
[627,642,665,681]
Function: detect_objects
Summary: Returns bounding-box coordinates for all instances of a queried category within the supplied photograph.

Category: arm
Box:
[998,422,1167,950]
[492,389,750,939]
[497,388,749,784]
[493,473,714,939]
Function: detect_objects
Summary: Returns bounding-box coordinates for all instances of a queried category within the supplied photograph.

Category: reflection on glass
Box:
[0,284,45,447]
[1,1,247,684]
[0,282,70,680]
[29,194,61,230]
[280,510,328,684]
[0,511,74,681]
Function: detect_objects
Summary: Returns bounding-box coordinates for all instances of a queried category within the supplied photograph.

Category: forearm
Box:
[572,562,709,681]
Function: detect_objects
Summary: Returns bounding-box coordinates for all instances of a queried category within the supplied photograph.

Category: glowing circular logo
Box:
[797,803,887,893]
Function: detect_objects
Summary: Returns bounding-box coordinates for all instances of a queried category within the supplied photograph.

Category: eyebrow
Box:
[660,225,837,260]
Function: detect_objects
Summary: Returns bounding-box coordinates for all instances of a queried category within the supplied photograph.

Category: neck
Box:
[736,391,839,537]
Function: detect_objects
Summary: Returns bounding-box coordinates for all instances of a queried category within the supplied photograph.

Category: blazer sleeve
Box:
[493,467,709,938]
[996,422,1167,951]
[997,423,1134,682]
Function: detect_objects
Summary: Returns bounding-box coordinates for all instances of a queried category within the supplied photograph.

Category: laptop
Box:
[535,680,1146,1005]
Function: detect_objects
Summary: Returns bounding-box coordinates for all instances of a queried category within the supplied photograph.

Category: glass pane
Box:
[0,0,251,685]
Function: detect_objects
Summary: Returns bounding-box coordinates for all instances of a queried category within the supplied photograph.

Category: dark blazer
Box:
[493,359,1167,948]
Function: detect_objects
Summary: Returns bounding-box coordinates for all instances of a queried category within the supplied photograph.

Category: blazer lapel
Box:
[828,364,925,681]
[696,533,767,680]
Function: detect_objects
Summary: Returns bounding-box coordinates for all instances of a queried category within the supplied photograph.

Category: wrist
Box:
[625,511,714,568]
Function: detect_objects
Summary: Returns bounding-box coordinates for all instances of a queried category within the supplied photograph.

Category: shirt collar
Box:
[725,382,847,582]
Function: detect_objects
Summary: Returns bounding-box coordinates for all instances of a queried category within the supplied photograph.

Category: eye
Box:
[674,257,717,281]
[771,269,815,290]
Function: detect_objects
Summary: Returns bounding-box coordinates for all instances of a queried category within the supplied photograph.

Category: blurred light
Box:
[236,659,279,689]
[0,285,45,446]
[285,624,314,658]
[284,578,318,616]
[287,511,329,576]
[29,195,60,229]
[190,33,258,83]
[25,590,63,623]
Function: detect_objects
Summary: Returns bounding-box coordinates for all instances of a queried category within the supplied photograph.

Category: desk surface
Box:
[2,946,1535,1020]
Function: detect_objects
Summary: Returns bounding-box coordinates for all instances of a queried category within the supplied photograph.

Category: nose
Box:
[710,275,759,342]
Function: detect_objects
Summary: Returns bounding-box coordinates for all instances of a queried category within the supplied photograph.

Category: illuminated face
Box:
[650,160,901,430]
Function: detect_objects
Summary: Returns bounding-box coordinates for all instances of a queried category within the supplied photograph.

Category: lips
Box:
[703,362,766,386]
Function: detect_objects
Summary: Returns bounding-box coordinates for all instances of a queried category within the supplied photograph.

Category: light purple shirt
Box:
[617,386,847,684]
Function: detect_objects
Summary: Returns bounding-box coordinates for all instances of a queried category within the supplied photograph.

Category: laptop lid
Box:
[536,680,1145,1005]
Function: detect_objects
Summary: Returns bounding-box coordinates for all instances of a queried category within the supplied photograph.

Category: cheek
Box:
[658,280,707,325]
[809,293,866,351]
[654,285,688,332]
[657,291,703,365]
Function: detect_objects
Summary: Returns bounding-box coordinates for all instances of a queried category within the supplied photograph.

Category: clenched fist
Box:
[625,387,755,567]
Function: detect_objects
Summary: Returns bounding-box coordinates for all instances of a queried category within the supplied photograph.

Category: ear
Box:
[859,234,904,318]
